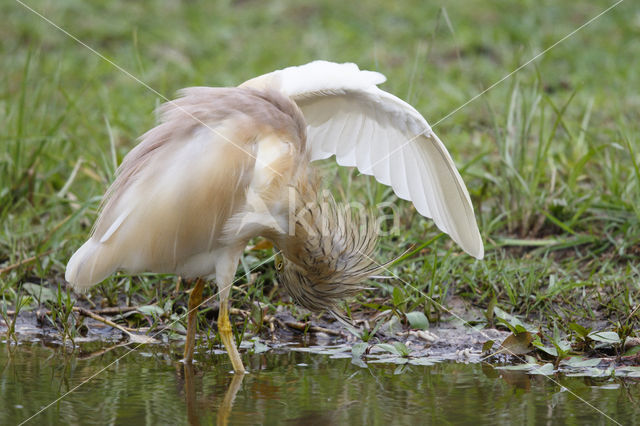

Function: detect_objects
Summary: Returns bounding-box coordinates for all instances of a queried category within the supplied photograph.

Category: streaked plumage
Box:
[66,60,483,374]
[276,191,380,312]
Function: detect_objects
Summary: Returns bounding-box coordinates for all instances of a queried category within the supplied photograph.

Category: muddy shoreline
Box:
[1,305,509,359]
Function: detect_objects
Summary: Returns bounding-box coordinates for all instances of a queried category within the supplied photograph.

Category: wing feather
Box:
[242,61,483,258]
[390,146,410,200]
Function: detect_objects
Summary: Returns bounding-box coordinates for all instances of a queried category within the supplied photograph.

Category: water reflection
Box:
[179,363,245,426]
[183,363,199,426]
[1,342,638,425]
[217,373,244,426]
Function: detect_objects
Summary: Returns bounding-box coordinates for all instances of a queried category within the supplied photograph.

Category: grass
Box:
[1,0,639,352]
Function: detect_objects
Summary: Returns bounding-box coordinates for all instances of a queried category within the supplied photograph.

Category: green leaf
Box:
[250,303,264,328]
[532,339,558,357]
[513,324,528,334]
[351,342,368,359]
[562,357,602,368]
[494,307,536,333]
[351,357,367,368]
[163,299,173,312]
[252,340,270,354]
[568,322,591,339]
[497,363,538,371]
[565,367,610,378]
[623,345,640,356]
[617,366,640,373]
[381,316,403,334]
[408,357,436,366]
[405,311,429,330]
[485,294,497,323]
[169,321,187,335]
[22,283,55,304]
[392,287,403,307]
[495,317,516,334]
[530,363,555,375]
[393,365,406,375]
[137,305,165,316]
[588,331,620,344]
[393,342,410,357]
[376,343,401,356]
[551,339,571,355]
[482,340,495,353]
[369,356,408,365]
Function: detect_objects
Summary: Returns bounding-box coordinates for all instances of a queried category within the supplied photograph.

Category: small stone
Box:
[412,330,438,342]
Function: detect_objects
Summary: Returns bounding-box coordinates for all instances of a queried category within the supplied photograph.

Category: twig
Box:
[0,249,54,275]
[145,324,187,336]
[5,307,160,344]
[74,307,158,344]
[87,306,139,315]
[283,321,343,336]
[6,305,139,317]
[74,307,136,333]
[626,304,639,323]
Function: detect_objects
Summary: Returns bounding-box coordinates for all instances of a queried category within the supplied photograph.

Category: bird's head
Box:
[275,252,350,312]
[272,194,380,314]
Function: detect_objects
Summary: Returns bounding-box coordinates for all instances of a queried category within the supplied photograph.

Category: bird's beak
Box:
[274,253,284,271]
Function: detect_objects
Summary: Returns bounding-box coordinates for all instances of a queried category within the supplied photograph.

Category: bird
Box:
[65,60,483,374]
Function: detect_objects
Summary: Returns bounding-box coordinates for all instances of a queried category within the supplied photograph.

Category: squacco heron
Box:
[65,61,483,374]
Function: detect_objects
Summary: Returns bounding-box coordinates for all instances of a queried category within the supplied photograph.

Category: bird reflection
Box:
[181,363,244,426]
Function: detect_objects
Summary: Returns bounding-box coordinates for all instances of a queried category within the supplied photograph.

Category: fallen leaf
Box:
[500,331,534,355]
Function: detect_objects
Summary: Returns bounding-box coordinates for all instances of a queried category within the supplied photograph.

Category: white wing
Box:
[242,61,483,259]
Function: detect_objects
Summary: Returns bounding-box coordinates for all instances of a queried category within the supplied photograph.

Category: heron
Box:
[65,61,483,374]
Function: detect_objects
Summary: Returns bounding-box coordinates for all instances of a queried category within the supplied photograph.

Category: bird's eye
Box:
[275,253,284,271]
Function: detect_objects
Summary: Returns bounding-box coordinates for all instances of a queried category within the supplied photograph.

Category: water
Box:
[1,342,638,425]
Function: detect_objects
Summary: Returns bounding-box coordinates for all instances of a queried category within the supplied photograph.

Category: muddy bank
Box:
[1,305,508,359]
[2,297,638,374]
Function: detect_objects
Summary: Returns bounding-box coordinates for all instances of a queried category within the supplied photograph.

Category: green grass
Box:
[1,0,639,349]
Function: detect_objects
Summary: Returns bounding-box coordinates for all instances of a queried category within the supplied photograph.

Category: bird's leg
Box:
[214,244,247,374]
[183,278,205,362]
[173,276,182,296]
[218,299,245,374]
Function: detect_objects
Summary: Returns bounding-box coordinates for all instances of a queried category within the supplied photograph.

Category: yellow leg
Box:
[218,301,245,374]
[183,278,205,362]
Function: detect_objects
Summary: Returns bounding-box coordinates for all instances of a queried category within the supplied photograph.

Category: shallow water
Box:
[1,342,638,425]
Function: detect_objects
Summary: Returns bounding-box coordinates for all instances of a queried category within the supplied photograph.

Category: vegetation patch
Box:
[1,1,638,377]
